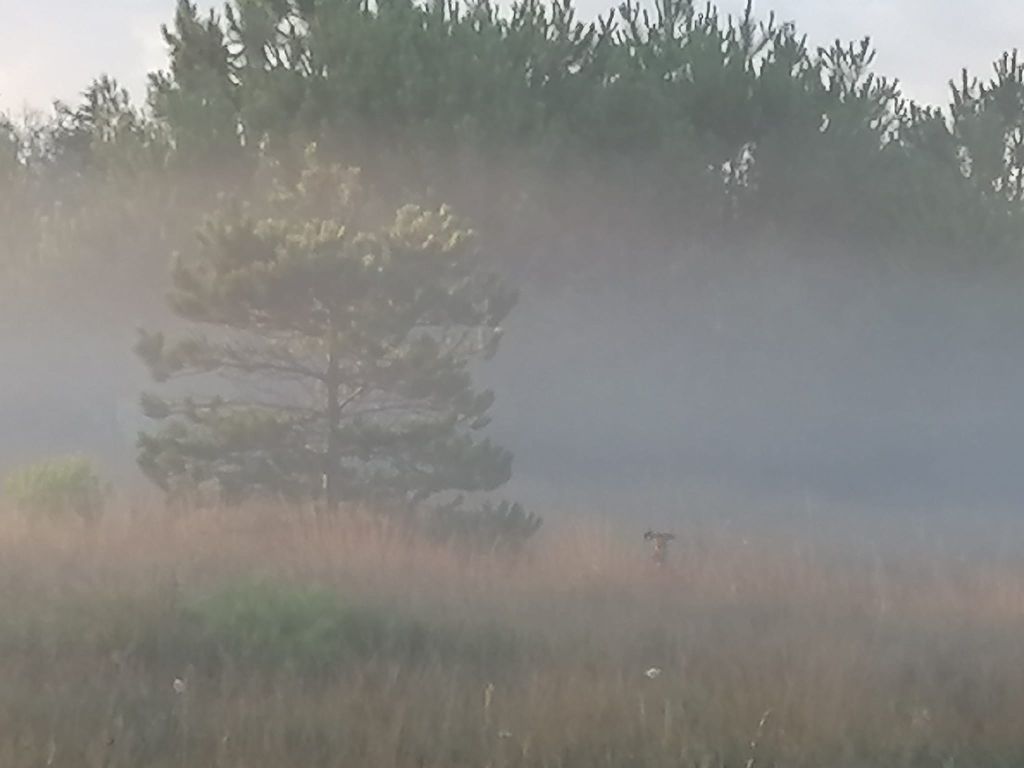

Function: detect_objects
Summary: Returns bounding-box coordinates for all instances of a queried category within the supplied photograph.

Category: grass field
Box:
[0,503,1022,767]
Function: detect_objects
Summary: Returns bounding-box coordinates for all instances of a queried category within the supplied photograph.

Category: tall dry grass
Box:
[0,502,1023,767]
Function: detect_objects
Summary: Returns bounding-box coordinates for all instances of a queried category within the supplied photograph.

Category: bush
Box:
[180,583,422,674]
[3,455,107,523]
[176,582,525,677]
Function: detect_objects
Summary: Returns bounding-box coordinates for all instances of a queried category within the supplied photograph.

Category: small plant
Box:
[4,455,107,524]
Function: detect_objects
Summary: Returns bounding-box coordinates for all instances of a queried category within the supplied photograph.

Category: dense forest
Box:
[5,0,1024,287]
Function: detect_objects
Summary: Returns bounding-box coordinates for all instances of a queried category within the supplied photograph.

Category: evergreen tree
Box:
[136,148,518,516]
[149,0,242,166]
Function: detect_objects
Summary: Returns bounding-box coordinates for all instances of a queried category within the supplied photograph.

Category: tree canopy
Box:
[4,0,1024,290]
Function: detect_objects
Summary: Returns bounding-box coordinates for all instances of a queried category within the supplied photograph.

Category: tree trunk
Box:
[323,325,341,517]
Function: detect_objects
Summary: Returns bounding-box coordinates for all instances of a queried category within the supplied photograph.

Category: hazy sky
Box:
[0,0,1020,112]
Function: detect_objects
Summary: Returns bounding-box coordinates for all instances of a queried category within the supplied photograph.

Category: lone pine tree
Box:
[136,150,518,517]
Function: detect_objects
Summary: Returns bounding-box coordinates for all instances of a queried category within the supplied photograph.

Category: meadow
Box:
[0,502,1022,767]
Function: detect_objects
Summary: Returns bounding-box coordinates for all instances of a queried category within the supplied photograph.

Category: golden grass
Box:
[0,503,1023,767]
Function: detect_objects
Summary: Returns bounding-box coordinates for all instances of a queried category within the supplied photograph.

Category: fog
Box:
[3,0,1024,556]
[492,257,1024,532]
[4,227,1023,545]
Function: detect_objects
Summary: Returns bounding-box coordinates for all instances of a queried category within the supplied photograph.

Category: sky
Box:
[0,0,1020,114]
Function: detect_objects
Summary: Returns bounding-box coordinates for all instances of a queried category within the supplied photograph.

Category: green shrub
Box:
[180,583,421,674]
[4,455,107,523]
[176,582,525,677]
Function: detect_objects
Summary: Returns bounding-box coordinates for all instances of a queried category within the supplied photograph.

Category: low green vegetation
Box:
[3,455,107,523]
[0,574,526,682]
[178,581,523,676]
[0,516,1022,767]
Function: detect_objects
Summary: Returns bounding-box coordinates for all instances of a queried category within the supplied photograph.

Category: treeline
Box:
[3,0,1024,298]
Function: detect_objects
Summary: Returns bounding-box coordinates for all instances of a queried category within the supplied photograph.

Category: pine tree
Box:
[136,148,518,516]
[149,0,242,166]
